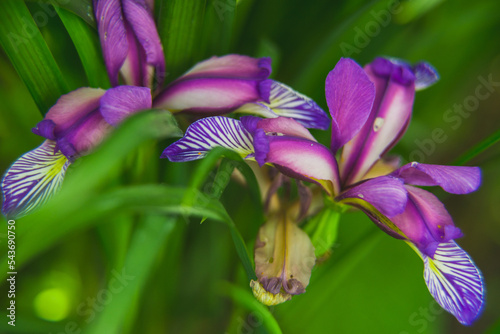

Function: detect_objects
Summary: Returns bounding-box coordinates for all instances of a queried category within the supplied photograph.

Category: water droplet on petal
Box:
[373,117,384,132]
[358,194,364,198]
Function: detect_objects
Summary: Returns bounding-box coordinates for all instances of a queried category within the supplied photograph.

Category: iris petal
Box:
[161,116,255,162]
[1,140,70,218]
[410,241,485,326]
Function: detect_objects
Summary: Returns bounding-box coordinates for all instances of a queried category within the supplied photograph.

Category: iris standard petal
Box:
[1,140,70,218]
[161,116,255,162]
[340,58,415,185]
[391,185,463,257]
[265,137,339,195]
[413,61,439,91]
[336,176,407,218]
[122,0,165,87]
[393,162,481,194]
[94,0,129,87]
[100,86,152,126]
[325,58,375,152]
[237,81,330,130]
[409,241,484,326]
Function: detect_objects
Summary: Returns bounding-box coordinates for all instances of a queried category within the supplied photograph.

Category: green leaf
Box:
[303,206,342,257]
[85,214,177,334]
[27,0,95,26]
[453,127,500,166]
[200,0,237,57]
[54,6,110,88]
[0,0,69,115]
[156,0,207,79]
[219,281,283,334]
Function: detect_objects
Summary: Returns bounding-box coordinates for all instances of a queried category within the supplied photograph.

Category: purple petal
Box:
[161,116,255,162]
[256,117,317,141]
[340,58,415,185]
[326,58,375,152]
[153,78,262,114]
[44,87,106,135]
[180,54,271,81]
[122,0,165,88]
[392,186,462,257]
[100,86,152,126]
[420,241,484,325]
[255,80,330,130]
[413,62,439,91]
[393,162,481,194]
[1,140,70,218]
[32,119,56,140]
[94,0,129,86]
[336,176,407,218]
[265,137,339,195]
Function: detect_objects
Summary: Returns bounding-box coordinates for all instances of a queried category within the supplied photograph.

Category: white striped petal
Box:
[236,81,330,130]
[2,140,70,218]
[162,116,255,162]
[410,241,485,325]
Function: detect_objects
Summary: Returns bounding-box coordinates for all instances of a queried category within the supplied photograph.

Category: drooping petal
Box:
[161,116,255,162]
[408,241,484,326]
[252,211,316,305]
[100,86,152,126]
[43,87,106,135]
[94,0,129,86]
[340,57,416,185]
[393,162,481,194]
[1,141,70,218]
[392,186,463,257]
[237,81,330,130]
[265,136,339,195]
[326,58,375,152]
[336,176,407,218]
[122,0,165,88]
[413,61,439,91]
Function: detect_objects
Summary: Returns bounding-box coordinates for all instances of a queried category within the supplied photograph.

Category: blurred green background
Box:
[1,0,499,333]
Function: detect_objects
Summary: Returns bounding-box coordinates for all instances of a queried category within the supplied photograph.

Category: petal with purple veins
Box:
[1,140,70,218]
[161,116,255,162]
[413,62,439,91]
[408,241,484,326]
[326,58,375,152]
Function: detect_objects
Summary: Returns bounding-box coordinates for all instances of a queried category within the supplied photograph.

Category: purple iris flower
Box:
[153,54,330,130]
[1,86,152,218]
[94,0,165,88]
[162,57,484,325]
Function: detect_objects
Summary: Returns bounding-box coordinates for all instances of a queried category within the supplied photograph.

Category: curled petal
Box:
[43,88,106,135]
[392,186,462,257]
[336,176,407,218]
[326,58,375,152]
[393,162,481,194]
[94,0,129,86]
[1,141,70,218]
[409,241,484,326]
[266,137,339,195]
[161,116,255,162]
[413,61,439,91]
[241,116,317,142]
[100,86,152,126]
[340,58,415,185]
[123,0,165,87]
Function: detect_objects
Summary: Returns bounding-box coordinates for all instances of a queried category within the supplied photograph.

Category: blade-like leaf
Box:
[453,127,500,166]
[303,206,343,257]
[156,0,207,79]
[86,214,177,334]
[219,281,283,334]
[54,6,110,88]
[0,0,69,115]
[27,0,95,26]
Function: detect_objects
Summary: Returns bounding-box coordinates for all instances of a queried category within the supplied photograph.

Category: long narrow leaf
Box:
[0,0,68,115]
[453,127,500,166]
[54,6,110,88]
